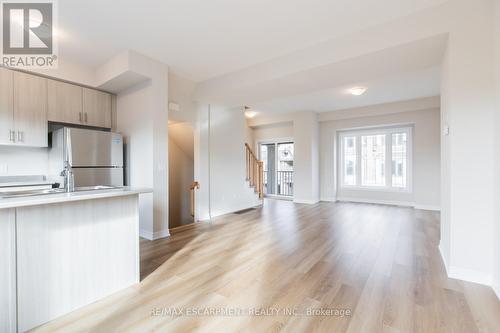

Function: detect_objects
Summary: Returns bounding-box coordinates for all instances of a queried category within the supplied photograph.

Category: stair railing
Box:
[245,143,264,199]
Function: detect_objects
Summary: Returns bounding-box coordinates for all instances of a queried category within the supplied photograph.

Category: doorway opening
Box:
[259,141,294,198]
[168,121,195,229]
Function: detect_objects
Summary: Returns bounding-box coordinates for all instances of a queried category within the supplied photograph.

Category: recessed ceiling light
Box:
[244,106,257,118]
[349,87,367,96]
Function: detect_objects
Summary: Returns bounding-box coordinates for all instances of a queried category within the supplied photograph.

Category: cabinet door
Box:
[48,79,83,124]
[0,68,14,145]
[0,209,16,333]
[13,71,48,147]
[82,88,111,128]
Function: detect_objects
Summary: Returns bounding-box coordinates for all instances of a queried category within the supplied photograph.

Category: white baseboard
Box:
[493,284,500,300]
[438,243,449,275]
[448,266,493,287]
[320,197,337,202]
[440,243,498,299]
[140,228,170,240]
[336,197,414,207]
[414,204,441,211]
[265,195,293,201]
[210,203,263,219]
[293,198,320,205]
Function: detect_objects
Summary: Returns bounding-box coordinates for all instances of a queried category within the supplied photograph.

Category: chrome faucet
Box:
[60,161,75,192]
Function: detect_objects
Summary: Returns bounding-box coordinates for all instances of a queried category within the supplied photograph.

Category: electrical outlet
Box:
[0,164,8,175]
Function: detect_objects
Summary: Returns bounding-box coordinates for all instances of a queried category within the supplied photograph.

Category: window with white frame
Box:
[339,126,412,191]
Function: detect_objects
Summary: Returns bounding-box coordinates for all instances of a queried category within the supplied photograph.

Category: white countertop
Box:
[0,187,152,209]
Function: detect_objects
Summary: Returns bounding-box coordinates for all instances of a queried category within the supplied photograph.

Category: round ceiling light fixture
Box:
[349,87,367,96]
[244,106,258,118]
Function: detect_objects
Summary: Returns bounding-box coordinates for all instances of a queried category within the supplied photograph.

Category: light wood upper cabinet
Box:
[13,71,48,147]
[48,79,83,124]
[0,68,14,145]
[83,88,112,128]
[1,69,112,147]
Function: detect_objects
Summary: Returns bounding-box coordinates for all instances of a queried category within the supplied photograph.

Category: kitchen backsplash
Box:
[0,146,49,176]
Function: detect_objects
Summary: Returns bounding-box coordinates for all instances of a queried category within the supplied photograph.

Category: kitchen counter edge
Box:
[0,187,152,209]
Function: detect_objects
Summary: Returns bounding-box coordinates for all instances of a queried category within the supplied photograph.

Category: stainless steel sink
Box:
[0,188,66,199]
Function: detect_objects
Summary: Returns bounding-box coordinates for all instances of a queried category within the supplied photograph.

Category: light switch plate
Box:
[443,125,450,136]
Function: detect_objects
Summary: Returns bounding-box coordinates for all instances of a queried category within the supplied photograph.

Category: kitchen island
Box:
[0,187,151,333]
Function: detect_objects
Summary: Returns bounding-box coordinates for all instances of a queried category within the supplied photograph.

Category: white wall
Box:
[252,122,293,149]
[168,123,194,228]
[0,146,48,176]
[117,81,155,238]
[439,0,496,286]
[31,58,97,87]
[168,72,197,124]
[195,105,261,219]
[293,112,320,204]
[440,42,452,272]
[249,112,320,204]
[494,0,500,298]
[319,102,440,209]
[103,51,169,240]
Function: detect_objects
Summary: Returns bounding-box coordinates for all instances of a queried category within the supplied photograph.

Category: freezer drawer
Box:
[73,168,124,187]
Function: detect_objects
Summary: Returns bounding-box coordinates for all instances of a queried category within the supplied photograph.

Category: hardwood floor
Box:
[34,199,500,333]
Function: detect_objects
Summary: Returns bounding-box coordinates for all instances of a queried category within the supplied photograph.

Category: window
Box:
[391,133,407,188]
[339,127,411,191]
[361,134,385,186]
[259,141,294,197]
[343,136,356,185]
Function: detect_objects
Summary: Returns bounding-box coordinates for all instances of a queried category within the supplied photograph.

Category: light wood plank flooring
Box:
[34,199,500,332]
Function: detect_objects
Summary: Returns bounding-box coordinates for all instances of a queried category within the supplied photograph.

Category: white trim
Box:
[493,284,500,300]
[414,204,441,211]
[140,228,170,240]
[336,197,414,207]
[336,197,442,211]
[439,243,449,275]
[209,203,263,219]
[320,197,337,202]
[265,194,293,201]
[448,266,493,287]
[293,198,320,205]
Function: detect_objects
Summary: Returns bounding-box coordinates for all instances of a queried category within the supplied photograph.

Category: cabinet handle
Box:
[79,112,82,123]
[9,130,14,142]
[84,112,88,123]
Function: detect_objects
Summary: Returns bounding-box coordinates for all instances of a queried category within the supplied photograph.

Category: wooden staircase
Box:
[245,143,264,199]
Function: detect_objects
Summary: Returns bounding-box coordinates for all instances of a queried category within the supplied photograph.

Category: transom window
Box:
[339,126,412,191]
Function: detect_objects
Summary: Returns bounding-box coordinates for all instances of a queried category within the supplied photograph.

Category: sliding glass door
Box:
[260,141,294,197]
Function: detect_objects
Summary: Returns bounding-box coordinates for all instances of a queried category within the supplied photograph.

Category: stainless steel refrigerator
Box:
[49,127,124,188]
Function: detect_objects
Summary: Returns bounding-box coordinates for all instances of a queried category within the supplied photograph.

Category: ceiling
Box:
[57,0,449,82]
[194,34,447,113]
[251,67,441,113]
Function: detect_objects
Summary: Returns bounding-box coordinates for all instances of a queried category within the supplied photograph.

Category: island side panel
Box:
[0,209,16,333]
[16,195,140,332]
